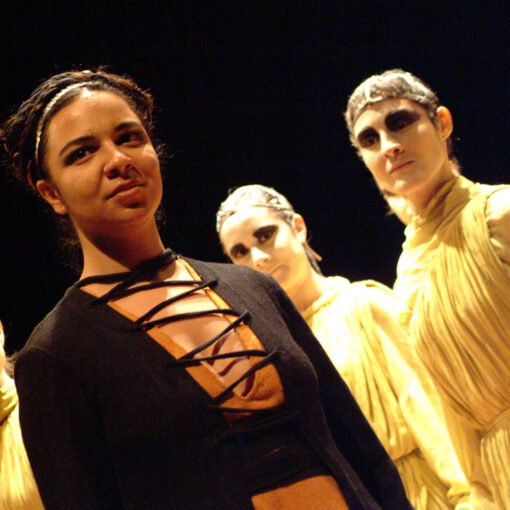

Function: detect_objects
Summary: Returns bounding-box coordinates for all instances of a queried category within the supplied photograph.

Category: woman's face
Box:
[37,90,162,240]
[220,206,310,294]
[353,98,453,206]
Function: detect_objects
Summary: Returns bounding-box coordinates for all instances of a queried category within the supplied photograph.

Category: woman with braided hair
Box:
[1,68,411,509]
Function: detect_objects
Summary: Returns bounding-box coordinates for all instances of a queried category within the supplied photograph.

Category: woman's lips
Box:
[389,160,413,173]
[107,180,143,199]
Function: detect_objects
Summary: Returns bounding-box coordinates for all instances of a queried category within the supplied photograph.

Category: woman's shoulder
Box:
[485,187,510,266]
[348,279,402,311]
[20,285,98,356]
[485,186,510,222]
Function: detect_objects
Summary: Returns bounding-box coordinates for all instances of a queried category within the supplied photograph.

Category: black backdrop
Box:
[1,1,508,351]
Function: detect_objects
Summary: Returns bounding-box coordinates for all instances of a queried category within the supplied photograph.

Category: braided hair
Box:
[2,68,155,187]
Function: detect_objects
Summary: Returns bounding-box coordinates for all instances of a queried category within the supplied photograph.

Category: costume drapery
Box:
[394,176,510,509]
[0,378,44,510]
[303,276,470,509]
[15,256,411,510]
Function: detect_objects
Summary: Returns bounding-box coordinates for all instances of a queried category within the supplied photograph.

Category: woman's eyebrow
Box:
[253,225,276,238]
[385,108,420,120]
[58,135,95,157]
[58,121,144,157]
[114,120,143,132]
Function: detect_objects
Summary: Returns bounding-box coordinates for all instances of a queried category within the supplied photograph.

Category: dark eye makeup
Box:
[357,128,379,148]
[385,109,420,132]
[356,109,421,148]
[254,225,278,243]
[230,244,249,260]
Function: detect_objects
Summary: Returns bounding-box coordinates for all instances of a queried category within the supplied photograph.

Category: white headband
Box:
[34,82,89,165]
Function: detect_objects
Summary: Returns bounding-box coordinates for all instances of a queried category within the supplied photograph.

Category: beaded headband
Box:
[345,69,439,146]
[216,184,295,233]
[34,82,90,166]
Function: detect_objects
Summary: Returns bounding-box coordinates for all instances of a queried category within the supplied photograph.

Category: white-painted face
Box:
[220,206,310,295]
[353,98,453,205]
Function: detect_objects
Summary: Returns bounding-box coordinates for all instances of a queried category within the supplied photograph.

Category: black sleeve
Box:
[268,281,412,510]
[15,346,121,510]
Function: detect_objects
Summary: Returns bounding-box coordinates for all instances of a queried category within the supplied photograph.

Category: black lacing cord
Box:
[77,249,280,414]
[181,313,248,359]
[77,248,178,303]
[135,280,215,324]
[210,349,280,407]
[137,308,239,331]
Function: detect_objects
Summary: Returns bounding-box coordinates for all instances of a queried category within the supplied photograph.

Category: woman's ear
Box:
[292,214,308,243]
[436,106,454,140]
[36,179,68,215]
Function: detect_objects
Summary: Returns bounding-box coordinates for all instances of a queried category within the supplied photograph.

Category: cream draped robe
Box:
[303,276,470,510]
[395,176,510,510]
[0,378,44,510]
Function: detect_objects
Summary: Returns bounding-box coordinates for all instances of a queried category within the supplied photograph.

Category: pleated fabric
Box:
[395,176,510,510]
[303,277,470,509]
[0,379,44,510]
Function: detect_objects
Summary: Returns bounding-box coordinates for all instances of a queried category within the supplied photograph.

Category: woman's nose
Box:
[103,145,134,178]
[380,133,403,159]
[251,247,270,268]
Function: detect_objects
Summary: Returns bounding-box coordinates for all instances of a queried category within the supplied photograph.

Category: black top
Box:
[15,255,411,510]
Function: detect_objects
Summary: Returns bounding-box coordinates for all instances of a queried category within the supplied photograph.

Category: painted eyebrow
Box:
[252,225,277,238]
[356,108,421,142]
[58,120,144,157]
[385,108,420,125]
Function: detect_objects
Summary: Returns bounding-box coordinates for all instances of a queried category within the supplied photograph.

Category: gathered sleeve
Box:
[486,187,510,272]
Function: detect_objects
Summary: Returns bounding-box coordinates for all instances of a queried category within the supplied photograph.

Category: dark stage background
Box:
[0,1,508,352]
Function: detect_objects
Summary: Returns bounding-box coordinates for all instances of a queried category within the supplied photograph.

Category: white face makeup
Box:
[354,98,453,209]
[220,206,310,294]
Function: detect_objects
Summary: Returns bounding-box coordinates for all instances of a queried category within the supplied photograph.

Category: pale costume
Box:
[302,276,471,510]
[394,175,510,509]
[0,378,44,510]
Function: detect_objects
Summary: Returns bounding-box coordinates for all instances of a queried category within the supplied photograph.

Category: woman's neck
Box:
[404,161,456,215]
[79,221,166,279]
[287,268,327,313]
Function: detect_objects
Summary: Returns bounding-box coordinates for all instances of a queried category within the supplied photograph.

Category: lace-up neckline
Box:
[76,249,281,415]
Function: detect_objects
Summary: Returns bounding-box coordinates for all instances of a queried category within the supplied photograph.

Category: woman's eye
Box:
[386,111,419,132]
[358,130,378,148]
[118,130,144,145]
[231,245,248,259]
[64,146,95,165]
[257,226,277,243]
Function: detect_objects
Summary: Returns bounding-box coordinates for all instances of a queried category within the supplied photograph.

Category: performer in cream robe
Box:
[217,184,472,510]
[345,68,510,509]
